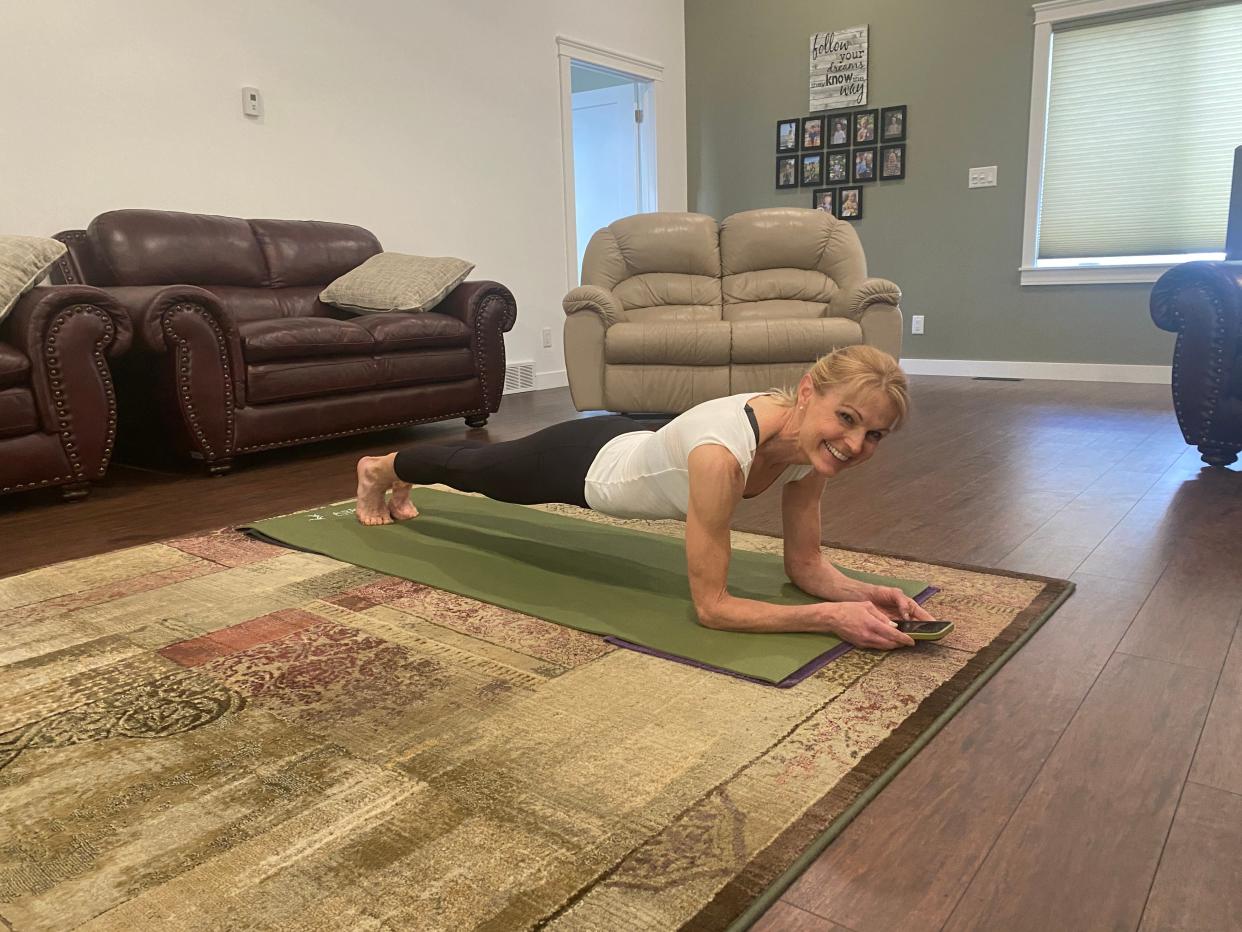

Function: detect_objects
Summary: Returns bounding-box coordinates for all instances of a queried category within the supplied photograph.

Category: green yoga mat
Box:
[243,488,930,685]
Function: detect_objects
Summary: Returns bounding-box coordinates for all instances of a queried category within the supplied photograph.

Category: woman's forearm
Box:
[695,592,833,634]
[787,557,872,602]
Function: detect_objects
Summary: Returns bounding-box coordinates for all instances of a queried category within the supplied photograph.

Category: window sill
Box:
[1020,264,1178,286]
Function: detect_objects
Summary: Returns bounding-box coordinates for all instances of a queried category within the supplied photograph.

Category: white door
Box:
[557,40,663,289]
[572,82,641,274]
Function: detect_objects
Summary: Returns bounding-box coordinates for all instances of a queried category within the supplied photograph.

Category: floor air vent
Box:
[503,361,536,394]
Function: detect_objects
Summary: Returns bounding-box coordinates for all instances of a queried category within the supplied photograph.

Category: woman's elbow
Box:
[693,598,729,630]
[784,560,815,588]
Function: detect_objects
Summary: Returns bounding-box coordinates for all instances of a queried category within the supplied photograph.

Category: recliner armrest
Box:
[564,285,627,327]
[829,277,902,321]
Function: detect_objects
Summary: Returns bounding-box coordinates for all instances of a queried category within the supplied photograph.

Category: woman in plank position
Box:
[355,345,931,649]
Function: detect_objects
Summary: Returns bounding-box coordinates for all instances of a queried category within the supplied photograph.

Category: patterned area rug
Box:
[0,504,1071,931]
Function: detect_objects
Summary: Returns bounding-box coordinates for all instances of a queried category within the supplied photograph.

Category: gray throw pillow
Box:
[320,252,474,314]
[0,235,68,323]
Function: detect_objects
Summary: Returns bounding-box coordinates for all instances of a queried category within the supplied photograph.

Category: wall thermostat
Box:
[242,87,262,117]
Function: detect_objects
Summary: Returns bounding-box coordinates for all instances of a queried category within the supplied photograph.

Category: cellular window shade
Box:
[1038,3,1242,260]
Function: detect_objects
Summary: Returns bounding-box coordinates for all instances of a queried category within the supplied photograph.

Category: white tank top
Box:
[584,392,813,520]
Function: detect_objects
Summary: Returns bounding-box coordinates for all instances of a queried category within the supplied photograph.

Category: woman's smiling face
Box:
[795,379,896,475]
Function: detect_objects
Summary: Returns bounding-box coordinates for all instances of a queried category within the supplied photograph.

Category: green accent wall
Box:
[685,0,1176,364]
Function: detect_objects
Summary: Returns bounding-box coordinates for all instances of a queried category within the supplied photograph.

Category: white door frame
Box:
[556,36,664,290]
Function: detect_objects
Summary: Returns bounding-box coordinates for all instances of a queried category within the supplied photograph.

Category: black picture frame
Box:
[826,151,849,183]
[881,105,907,142]
[852,147,878,183]
[776,155,799,188]
[776,118,800,153]
[811,188,837,215]
[801,116,825,150]
[853,109,879,145]
[826,114,851,149]
[880,143,906,180]
[838,185,864,220]
[800,152,824,187]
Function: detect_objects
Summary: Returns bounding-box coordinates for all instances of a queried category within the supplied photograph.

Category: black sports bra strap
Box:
[743,403,760,444]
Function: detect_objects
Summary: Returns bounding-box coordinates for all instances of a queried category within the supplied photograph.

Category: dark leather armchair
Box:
[1150,147,1242,468]
[1151,262,1242,467]
[52,210,517,474]
[0,285,132,500]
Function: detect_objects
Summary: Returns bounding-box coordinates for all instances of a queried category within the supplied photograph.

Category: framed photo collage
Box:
[776,104,906,221]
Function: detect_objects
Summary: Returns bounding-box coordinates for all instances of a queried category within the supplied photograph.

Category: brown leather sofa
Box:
[1,285,132,500]
[51,210,516,473]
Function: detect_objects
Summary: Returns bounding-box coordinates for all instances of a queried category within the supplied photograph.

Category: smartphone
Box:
[896,620,955,640]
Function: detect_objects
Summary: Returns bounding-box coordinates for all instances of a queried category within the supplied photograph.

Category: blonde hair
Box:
[771,345,910,428]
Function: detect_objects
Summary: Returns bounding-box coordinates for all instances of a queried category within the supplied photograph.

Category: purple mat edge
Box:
[604,585,941,688]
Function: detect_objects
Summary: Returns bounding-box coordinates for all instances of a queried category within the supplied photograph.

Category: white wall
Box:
[0,0,688,386]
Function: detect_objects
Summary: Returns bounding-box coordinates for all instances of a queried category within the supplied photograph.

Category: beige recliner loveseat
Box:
[563,207,903,412]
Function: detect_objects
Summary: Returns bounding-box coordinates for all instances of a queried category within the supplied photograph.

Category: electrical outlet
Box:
[911,315,925,334]
[541,327,552,349]
[968,166,997,188]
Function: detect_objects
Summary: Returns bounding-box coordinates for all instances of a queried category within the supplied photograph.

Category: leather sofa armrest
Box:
[564,285,627,327]
[829,277,902,322]
[4,285,133,363]
[99,285,241,354]
[1150,261,1242,448]
[859,304,903,360]
[435,280,518,333]
[2,285,133,471]
[1151,260,1242,334]
[435,280,517,414]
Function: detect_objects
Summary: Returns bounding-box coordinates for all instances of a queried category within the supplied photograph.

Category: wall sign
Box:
[809,26,868,111]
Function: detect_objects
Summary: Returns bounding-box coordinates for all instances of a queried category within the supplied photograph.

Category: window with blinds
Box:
[1034,1,1242,268]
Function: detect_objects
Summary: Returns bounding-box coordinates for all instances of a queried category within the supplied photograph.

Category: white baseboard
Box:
[535,368,568,390]
[900,358,1172,384]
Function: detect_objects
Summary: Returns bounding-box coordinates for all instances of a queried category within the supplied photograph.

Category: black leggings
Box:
[392,416,653,508]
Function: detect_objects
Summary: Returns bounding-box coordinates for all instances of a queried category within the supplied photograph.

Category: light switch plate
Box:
[968,165,997,188]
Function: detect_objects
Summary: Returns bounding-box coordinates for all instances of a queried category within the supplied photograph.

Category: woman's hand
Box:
[866,585,934,623]
[817,601,915,649]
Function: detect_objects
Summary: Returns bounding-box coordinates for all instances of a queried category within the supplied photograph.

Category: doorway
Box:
[557,38,663,287]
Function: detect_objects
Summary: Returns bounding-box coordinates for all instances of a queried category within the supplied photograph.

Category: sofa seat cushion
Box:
[239,317,375,363]
[605,320,732,366]
[353,312,470,352]
[724,302,830,322]
[245,348,477,405]
[0,342,31,390]
[0,387,38,437]
[730,317,862,364]
[375,348,477,388]
[246,357,379,404]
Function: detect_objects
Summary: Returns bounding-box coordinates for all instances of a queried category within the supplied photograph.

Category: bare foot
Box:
[387,480,420,521]
[355,455,396,526]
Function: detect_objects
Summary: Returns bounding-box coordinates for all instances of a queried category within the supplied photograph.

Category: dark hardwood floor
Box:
[3,376,1240,932]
